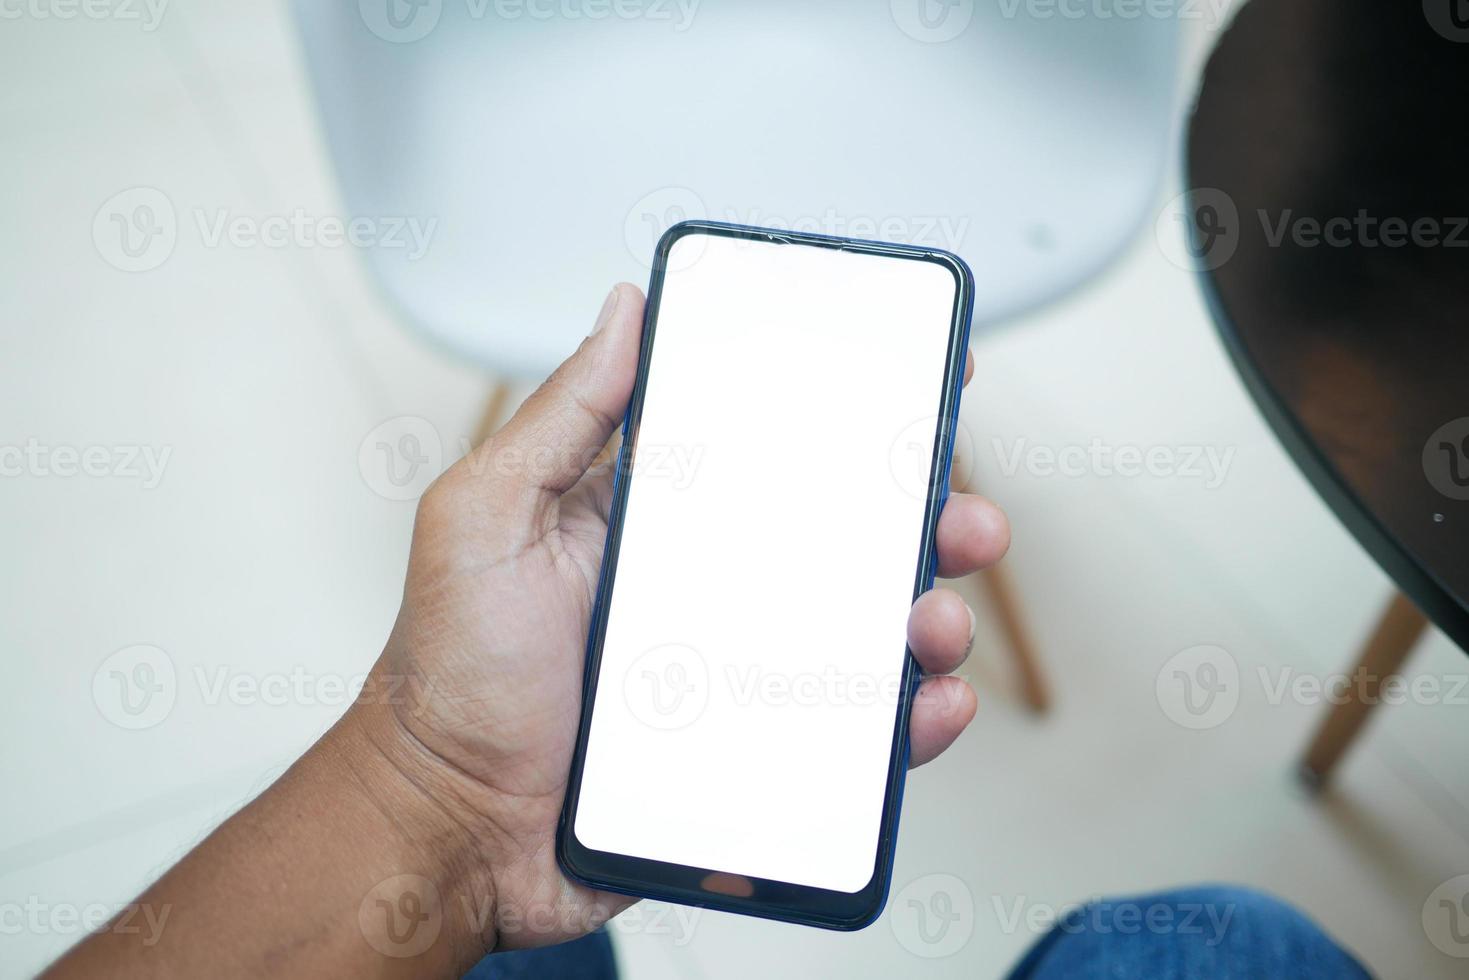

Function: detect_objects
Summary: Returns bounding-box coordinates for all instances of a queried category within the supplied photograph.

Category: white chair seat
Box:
[296,2,1178,376]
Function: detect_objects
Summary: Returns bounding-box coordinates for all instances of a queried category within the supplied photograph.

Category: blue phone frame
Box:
[556,220,975,930]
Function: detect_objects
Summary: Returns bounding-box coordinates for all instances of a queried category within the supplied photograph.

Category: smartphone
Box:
[557,220,973,929]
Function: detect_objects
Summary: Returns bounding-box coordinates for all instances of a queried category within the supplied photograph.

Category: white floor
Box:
[3,3,1468,978]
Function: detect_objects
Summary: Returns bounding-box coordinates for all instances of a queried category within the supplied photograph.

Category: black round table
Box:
[1186,0,1468,780]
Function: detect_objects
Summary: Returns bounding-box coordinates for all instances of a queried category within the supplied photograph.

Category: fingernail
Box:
[591,287,620,336]
[964,604,977,660]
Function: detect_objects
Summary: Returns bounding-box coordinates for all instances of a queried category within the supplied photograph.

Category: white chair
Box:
[292,1,1180,708]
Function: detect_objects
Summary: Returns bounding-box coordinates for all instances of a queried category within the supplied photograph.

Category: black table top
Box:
[1187,0,1469,651]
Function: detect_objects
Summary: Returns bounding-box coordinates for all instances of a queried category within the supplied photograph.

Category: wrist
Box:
[332,700,503,970]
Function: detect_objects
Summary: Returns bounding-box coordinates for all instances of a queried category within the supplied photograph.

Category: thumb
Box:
[473,283,644,497]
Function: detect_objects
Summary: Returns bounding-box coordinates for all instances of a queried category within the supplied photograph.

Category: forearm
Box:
[44,704,498,979]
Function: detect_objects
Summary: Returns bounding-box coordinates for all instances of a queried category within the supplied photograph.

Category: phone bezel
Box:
[556,220,975,930]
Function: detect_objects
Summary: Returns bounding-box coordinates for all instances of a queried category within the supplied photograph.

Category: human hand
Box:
[352,282,1011,956]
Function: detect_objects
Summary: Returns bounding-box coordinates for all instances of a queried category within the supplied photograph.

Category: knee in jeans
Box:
[1163,884,1305,930]
[1052,884,1294,947]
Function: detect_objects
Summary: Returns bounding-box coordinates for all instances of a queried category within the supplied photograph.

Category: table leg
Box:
[1299,591,1428,788]
[980,563,1050,713]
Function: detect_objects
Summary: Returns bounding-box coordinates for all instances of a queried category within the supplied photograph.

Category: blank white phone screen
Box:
[574,233,960,893]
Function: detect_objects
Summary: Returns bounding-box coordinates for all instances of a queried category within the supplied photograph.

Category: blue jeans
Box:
[1006,886,1371,979]
[463,886,1368,979]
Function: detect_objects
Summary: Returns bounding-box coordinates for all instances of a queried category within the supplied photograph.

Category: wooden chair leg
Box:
[470,381,512,448]
[980,563,1050,713]
[1299,591,1428,788]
